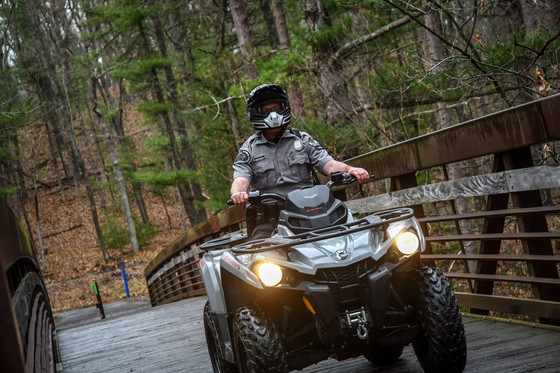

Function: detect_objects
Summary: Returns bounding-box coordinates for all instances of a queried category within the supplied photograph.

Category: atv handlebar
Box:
[227,172,374,205]
[227,190,285,206]
[326,171,375,188]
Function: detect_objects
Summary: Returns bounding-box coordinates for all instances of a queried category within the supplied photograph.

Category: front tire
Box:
[203,302,238,373]
[412,266,467,373]
[232,306,286,373]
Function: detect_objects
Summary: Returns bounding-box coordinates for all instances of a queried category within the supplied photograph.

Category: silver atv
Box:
[199,172,466,373]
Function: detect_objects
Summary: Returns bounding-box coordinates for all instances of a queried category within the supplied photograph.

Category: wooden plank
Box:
[455,292,560,320]
[345,93,560,180]
[57,296,560,373]
[345,165,560,214]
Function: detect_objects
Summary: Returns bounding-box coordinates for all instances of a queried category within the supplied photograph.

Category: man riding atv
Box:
[230,83,369,238]
[199,84,467,373]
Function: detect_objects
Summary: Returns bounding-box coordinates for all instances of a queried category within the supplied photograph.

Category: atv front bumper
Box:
[302,253,421,350]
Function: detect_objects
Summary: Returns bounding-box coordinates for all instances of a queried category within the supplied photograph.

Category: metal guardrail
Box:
[145,94,560,324]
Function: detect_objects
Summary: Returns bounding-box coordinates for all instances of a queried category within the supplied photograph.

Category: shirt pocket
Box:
[287,151,311,182]
[252,157,276,190]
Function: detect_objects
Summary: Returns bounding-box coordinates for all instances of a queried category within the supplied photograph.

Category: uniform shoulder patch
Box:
[235,150,251,163]
[308,137,323,150]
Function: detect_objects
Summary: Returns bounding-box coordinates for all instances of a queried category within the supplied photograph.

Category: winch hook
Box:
[357,323,368,340]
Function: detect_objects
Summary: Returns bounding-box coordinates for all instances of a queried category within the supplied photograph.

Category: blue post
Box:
[121,262,130,298]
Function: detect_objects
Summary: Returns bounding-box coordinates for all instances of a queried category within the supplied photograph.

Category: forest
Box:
[1,0,559,310]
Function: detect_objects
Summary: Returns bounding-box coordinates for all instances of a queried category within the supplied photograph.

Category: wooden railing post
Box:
[472,153,509,314]
[503,148,560,324]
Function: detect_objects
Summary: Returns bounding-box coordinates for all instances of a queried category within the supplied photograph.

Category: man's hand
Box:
[323,160,370,182]
[230,177,250,205]
[347,167,370,182]
[231,191,249,205]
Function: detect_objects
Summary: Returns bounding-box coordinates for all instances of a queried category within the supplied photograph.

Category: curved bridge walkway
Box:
[57,296,560,373]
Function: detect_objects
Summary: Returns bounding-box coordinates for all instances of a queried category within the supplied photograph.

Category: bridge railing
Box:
[145,94,560,323]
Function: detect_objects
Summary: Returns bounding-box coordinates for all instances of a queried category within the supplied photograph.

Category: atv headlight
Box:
[395,231,419,255]
[255,262,282,287]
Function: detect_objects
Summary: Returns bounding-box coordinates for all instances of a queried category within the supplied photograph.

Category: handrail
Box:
[145,94,560,323]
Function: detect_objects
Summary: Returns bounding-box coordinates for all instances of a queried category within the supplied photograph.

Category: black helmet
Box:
[246,84,291,131]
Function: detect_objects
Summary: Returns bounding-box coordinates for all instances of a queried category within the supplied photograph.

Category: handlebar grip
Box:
[227,199,234,205]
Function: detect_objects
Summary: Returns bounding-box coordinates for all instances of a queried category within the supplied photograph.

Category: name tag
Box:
[253,154,265,162]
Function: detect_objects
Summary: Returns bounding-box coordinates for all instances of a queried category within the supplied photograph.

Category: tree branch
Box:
[382,0,512,106]
[330,11,422,66]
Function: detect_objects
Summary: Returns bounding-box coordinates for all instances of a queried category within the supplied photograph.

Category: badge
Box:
[335,249,350,261]
[308,138,323,150]
[294,140,303,151]
[235,150,251,163]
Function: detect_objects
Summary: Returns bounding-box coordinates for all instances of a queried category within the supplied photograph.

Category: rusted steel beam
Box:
[344,94,560,179]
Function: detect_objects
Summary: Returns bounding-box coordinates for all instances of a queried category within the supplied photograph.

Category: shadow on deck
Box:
[57,296,560,373]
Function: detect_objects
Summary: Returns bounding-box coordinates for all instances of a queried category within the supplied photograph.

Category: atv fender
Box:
[200,253,229,313]
[220,253,263,289]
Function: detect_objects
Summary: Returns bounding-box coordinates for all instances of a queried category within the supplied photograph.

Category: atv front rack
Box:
[199,232,250,252]
[229,207,415,254]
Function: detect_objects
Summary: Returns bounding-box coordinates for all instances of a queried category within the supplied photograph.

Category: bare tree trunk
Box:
[31,147,46,268]
[43,116,67,203]
[92,78,140,253]
[13,134,38,257]
[61,73,111,262]
[164,157,188,232]
[272,0,291,48]
[149,15,208,225]
[303,0,351,126]
[424,1,477,276]
[98,76,150,224]
[259,0,280,48]
[229,0,259,79]
[519,0,560,34]
[518,0,559,97]
[78,115,108,216]
[226,80,242,152]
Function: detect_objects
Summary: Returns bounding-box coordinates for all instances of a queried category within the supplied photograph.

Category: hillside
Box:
[20,117,189,313]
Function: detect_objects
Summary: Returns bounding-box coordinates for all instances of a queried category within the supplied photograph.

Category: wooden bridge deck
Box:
[57,296,560,373]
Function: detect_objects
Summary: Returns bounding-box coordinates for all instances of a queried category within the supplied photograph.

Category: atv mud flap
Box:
[364,266,392,335]
[213,311,236,362]
[302,266,392,344]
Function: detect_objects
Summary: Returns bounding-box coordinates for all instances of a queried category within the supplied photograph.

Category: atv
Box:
[199,172,466,373]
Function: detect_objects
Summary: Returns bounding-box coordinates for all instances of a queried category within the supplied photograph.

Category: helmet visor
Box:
[257,100,288,115]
